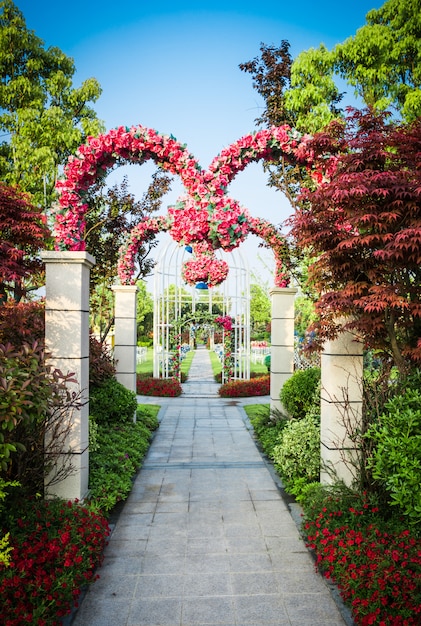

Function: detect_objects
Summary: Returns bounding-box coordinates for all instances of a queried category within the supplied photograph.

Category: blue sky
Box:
[17,0,382,284]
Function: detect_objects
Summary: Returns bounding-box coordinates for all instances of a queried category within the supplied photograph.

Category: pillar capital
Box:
[269,286,298,297]
[111,284,138,294]
[42,250,96,269]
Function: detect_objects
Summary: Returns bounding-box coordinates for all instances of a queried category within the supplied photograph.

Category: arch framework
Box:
[153,239,250,381]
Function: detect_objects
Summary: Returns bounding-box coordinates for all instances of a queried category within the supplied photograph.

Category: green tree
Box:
[249,282,271,335]
[136,280,154,339]
[285,0,421,127]
[0,0,103,208]
[239,42,315,208]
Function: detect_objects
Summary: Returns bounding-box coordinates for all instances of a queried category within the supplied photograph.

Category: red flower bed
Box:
[305,502,421,625]
[218,375,270,397]
[136,376,182,397]
[0,499,110,625]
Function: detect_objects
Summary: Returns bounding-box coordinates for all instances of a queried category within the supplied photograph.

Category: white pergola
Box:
[153,238,251,382]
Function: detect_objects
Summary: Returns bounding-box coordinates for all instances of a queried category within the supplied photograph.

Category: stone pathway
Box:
[72,346,349,626]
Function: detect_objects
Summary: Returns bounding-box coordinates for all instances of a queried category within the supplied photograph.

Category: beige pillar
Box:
[269,287,298,414]
[42,250,95,501]
[112,285,138,394]
[320,328,363,486]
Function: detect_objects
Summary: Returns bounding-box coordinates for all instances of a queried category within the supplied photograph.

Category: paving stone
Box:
[72,347,348,626]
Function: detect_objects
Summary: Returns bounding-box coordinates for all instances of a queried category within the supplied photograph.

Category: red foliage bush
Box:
[218,375,270,397]
[0,301,44,345]
[136,376,182,397]
[89,333,116,389]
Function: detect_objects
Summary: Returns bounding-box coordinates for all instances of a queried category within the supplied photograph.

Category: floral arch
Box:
[53,123,310,288]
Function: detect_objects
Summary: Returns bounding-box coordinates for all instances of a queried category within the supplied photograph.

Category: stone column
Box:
[42,250,95,501]
[320,327,364,486]
[112,285,138,395]
[269,287,298,414]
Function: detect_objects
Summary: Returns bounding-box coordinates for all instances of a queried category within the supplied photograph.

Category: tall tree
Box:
[0,0,103,208]
[239,42,311,209]
[290,109,421,375]
[285,0,421,127]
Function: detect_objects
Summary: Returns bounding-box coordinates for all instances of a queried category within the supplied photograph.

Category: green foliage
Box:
[285,44,342,133]
[0,0,104,207]
[88,405,159,512]
[0,341,79,491]
[334,0,421,121]
[249,283,271,333]
[272,415,320,497]
[244,404,287,458]
[366,385,421,521]
[280,367,320,419]
[89,377,137,424]
[294,295,317,340]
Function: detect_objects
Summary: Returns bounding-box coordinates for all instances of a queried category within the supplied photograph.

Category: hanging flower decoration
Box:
[207,198,250,251]
[181,242,229,288]
[53,123,311,286]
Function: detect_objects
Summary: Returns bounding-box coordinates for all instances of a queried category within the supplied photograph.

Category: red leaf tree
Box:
[290,109,421,375]
[0,183,50,303]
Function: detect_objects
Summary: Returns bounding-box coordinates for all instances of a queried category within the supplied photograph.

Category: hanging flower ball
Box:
[182,255,229,288]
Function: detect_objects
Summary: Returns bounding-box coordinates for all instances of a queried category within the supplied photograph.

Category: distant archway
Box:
[153,239,250,382]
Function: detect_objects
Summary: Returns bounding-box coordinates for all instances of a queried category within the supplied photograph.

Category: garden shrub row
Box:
[218,374,270,397]
[245,366,421,625]
[0,307,160,625]
[136,375,182,397]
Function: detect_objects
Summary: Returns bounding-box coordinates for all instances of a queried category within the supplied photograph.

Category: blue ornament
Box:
[195,281,208,290]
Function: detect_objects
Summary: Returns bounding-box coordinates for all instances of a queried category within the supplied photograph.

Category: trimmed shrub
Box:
[244,404,287,458]
[136,376,182,397]
[280,367,320,419]
[90,377,137,424]
[218,376,270,398]
[366,386,421,522]
[272,415,320,497]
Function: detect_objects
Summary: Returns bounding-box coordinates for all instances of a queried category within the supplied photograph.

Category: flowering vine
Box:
[215,315,234,382]
[53,124,308,286]
[249,217,292,287]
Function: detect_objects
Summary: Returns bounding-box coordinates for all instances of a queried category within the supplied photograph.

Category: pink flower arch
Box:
[53,124,311,287]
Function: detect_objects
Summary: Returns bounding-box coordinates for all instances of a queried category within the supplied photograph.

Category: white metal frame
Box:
[153,237,250,380]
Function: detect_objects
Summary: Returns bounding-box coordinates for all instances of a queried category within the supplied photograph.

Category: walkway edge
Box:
[239,405,356,626]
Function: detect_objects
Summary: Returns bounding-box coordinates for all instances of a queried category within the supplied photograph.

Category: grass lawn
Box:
[136,347,153,374]
[136,347,194,378]
[137,347,269,380]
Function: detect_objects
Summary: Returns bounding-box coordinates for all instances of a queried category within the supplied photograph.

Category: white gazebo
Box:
[153,239,251,382]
